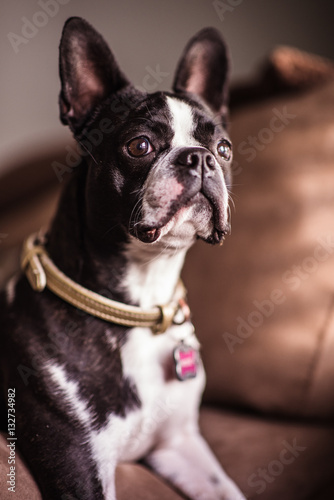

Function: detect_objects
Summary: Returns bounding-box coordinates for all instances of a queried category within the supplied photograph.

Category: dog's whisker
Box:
[129,195,145,232]
[144,103,154,121]
[227,204,232,223]
[103,223,121,238]
[130,186,145,196]
[78,141,99,165]
[228,194,236,211]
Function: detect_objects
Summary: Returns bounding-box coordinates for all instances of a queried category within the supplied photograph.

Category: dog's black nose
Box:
[175,147,215,172]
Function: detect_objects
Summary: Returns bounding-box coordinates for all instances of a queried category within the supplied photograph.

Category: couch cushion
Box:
[183,81,334,418]
[0,149,63,289]
[200,407,334,500]
[0,432,42,500]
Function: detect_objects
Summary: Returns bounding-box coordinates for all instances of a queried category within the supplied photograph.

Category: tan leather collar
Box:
[21,233,190,334]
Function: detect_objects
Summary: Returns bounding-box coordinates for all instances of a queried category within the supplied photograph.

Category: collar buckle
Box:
[154,303,178,334]
[20,239,46,292]
[153,297,191,335]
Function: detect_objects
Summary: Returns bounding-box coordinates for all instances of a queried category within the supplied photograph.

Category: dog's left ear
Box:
[173,28,229,122]
[59,17,129,131]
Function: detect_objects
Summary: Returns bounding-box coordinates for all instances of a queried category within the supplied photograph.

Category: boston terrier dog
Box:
[0,17,245,500]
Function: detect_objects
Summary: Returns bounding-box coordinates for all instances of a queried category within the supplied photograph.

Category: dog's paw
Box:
[145,435,246,500]
[179,473,246,500]
[213,477,246,500]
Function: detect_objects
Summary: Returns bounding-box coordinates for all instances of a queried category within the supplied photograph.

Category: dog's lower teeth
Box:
[146,229,157,239]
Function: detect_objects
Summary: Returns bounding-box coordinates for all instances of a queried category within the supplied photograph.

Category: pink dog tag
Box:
[173,343,198,381]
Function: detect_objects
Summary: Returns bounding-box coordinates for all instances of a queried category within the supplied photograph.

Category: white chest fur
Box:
[92,324,205,500]
[118,324,204,461]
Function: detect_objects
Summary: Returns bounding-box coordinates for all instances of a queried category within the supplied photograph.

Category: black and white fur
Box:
[0,18,245,500]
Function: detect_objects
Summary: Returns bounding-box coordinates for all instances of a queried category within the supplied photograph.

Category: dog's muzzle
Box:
[134,146,230,244]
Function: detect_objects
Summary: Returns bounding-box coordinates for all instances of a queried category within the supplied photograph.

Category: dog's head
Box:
[59,17,232,251]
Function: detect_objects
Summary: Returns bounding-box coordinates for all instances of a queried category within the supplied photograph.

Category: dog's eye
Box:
[127,137,153,157]
[217,140,232,161]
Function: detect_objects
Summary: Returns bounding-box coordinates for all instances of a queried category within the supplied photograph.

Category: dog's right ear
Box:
[59,17,129,131]
[173,28,229,124]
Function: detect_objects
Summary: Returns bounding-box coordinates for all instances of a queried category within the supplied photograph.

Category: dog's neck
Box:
[123,237,186,308]
[47,169,188,309]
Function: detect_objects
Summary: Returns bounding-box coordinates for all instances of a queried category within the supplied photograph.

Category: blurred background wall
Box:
[1,0,334,175]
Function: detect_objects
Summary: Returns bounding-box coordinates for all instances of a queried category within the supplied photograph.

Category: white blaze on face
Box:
[166,96,200,148]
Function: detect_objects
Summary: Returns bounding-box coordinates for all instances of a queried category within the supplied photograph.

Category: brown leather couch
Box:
[1,47,334,499]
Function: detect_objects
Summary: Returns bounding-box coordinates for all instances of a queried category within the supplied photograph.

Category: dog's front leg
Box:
[144,430,245,500]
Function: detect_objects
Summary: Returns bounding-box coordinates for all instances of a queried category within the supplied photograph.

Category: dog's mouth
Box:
[132,189,230,245]
[132,204,191,244]
[136,226,162,244]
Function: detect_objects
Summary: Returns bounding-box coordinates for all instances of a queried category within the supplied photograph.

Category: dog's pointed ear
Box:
[59,17,129,131]
[173,28,229,121]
